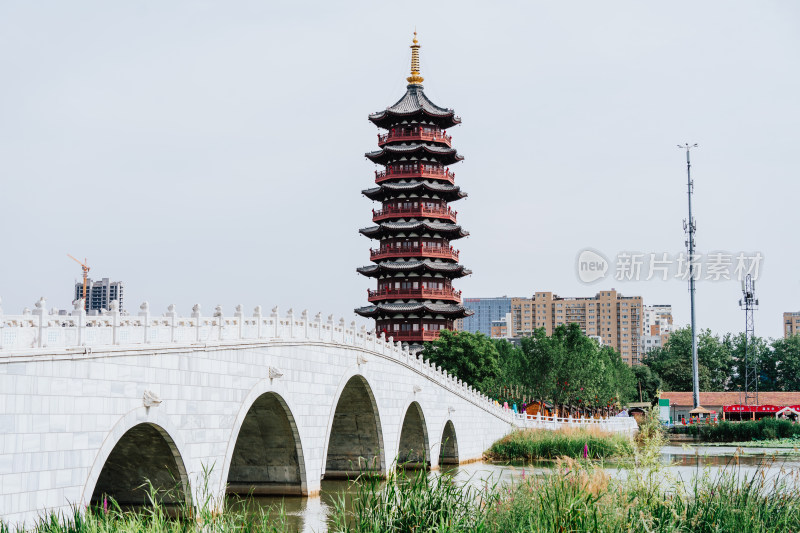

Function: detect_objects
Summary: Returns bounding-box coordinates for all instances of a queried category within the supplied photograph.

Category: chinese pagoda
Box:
[355,33,472,349]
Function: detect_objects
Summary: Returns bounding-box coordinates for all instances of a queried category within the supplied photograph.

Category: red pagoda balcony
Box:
[370,244,459,261]
[377,128,452,148]
[375,165,455,184]
[381,330,441,342]
[367,287,462,303]
[372,205,457,223]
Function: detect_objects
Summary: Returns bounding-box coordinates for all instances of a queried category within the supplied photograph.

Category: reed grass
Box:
[486,426,634,461]
[330,457,800,532]
[483,457,800,533]
[8,449,800,533]
[0,478,290,533]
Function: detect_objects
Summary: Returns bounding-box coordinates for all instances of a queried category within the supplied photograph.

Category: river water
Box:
[231,446,800,533]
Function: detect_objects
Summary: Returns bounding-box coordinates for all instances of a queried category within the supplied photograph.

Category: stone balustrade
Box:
[0,296,639,435]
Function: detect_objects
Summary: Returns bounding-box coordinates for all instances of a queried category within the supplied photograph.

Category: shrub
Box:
[684,418,800,443]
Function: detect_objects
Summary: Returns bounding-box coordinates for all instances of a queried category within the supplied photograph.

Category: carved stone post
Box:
[33,297,47,348]
[166,304,177,343]
[360,324,367,347]
[72,298,86,346]
[315,312,323,340]
[214,305,224,341]
[192,304,202,342]
[253,305,263,338]
[287,308,295,338]
[339,317,346,343]
[139,301,150,344]
[301,310,309,338]
[109,300,120,345]
[271,306,280,338]
[234,305,244,339]
[327,314,334,343]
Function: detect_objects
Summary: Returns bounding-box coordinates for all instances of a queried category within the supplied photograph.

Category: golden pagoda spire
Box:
[407,30,424,85]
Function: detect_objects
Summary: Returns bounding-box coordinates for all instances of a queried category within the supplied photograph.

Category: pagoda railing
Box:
[368,287,462,303]
[380,330,441,342]
[378,128,452,147]
[372,205,457,222]
[370,245,459,261]
[375,165,455,184]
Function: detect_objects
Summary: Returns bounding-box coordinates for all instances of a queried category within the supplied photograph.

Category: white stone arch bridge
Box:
[0,299,636,526]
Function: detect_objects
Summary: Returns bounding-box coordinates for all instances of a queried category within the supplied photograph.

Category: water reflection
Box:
[231,446,800,533]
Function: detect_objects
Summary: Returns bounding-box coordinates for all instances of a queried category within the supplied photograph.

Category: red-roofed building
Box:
[660,391,800,422]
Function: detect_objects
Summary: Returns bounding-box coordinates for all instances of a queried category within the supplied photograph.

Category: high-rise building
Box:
[510,290,643,365]
[783,312,800,338]
[462,297,513,335]
[640,305,674,356]
[355,34,472,349]
[74,278,124,314]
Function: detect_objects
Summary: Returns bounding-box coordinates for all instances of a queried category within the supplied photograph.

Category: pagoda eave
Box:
[355,303,473,318]
[357,261,472,278]
[368,84,462,130]
[359,222,469,240]
[362,183,468,203]
[365,145,463,166]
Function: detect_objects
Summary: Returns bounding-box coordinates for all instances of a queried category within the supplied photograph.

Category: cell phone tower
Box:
[679,143,701,410]
[739,274,759,405]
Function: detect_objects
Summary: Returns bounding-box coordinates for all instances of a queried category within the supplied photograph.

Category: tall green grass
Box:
[486,427,634,461]
[0,479,290,533]
[330,468,487,532]
[8,450,800,533]
[484,457,800,532]
[330,458,800,533]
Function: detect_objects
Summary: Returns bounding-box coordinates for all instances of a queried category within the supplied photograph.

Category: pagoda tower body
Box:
[355,34,472,349]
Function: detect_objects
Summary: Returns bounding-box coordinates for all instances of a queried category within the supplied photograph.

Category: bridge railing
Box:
[0,298,638,434]
[0,298,521,422]
[510,412,639,435]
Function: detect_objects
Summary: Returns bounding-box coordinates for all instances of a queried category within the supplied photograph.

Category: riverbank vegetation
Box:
[486,427,633,461]
[332,458,800,532]
[673,417,800,442]
[10,455,800,533]
[0,490,290,533]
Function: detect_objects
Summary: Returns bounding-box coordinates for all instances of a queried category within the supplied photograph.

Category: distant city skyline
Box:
[1,1,798,340]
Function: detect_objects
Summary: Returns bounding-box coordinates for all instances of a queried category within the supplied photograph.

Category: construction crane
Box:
[67,254,90,308]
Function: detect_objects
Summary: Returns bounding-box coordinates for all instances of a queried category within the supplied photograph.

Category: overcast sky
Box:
[1,1,798,339]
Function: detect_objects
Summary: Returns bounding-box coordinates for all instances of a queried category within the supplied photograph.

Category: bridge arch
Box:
[322,369,385,478]
[220,380,308,496]
[395,399,430,469]
[81,407,191,510]
[438,419,459,466]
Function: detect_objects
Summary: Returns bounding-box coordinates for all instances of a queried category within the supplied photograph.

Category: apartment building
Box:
[74,278,124,314]
[639,305,674,356]
[510,289,643,365]
[784,312,800,338]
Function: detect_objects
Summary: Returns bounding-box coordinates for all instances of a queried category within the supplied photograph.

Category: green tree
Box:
[771,335,800,391]
[420,330,500,392]
[644,326,733,391]
[631,364,662,403]
[726,332,774,392]
[515,323,633,413]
